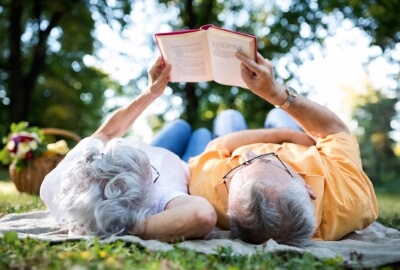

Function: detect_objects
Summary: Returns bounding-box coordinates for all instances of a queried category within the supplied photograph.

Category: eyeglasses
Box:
[222,153,293,184]
[151,165,160,184]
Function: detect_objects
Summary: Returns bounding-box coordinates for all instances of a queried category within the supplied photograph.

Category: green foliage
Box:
[0,0,131,139]
[154,0,400,130]
[30,56,119,137]
[352,88,400,185]
[318,0,400,49]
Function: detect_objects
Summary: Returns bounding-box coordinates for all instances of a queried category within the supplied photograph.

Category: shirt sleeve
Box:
[152,162,189,213]
[312,132,379,240]
[146,145,190,214]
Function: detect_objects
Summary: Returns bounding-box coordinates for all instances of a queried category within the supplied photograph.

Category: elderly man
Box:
[188,51,378,247]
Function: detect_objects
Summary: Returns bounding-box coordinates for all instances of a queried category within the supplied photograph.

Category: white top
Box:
[40,137,189,222]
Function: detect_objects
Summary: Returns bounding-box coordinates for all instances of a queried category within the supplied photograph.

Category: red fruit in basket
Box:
[25,150,34,160]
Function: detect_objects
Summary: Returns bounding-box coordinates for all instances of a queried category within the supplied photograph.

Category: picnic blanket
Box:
[0,210,399,268]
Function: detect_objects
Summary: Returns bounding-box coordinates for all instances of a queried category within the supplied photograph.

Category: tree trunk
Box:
[182,0,198,126]
[9,0,63,124]
[9,0,27,123]
[184,83,199,125]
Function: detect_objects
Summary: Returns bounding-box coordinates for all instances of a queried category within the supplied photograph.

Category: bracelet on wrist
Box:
[275,87,298,109]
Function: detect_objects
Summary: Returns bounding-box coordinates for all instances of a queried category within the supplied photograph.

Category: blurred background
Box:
[0,0,399,188]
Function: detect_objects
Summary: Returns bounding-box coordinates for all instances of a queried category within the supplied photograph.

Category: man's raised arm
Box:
[235,51,349,139]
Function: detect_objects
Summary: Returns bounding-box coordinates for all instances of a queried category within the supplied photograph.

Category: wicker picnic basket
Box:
[9,128,81,195]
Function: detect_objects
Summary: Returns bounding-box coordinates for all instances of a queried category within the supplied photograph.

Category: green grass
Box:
[375,190,400,230]
[0,169,399,269]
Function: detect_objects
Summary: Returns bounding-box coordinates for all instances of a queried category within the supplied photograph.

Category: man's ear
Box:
[305,184,317,200]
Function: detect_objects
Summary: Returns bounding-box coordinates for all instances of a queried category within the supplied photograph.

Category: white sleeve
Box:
[151,155,190,213]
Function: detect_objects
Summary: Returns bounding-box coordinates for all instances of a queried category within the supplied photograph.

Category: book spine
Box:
[155,29,200,36]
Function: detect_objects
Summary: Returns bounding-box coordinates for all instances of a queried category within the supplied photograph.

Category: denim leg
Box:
[150,119,191,157]
[181,128,212,162]
[264,108,301,130]
[213,109,248,137]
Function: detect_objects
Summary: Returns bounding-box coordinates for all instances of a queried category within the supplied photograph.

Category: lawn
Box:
[0,169,399,269]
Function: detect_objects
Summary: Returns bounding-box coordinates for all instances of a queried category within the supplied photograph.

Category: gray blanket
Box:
[1,210,399,268]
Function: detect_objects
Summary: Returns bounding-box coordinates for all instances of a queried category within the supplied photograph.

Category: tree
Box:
[0,0,131,137]
[1,0,399,139]
[318,0,400,50]
[153,0,400,131]
[352,87,400,185]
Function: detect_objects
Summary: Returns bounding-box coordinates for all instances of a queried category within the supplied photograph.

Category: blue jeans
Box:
[150,120,212,162]
[264,108,301,131]
[151,108,300,161]
[213,108,301,137]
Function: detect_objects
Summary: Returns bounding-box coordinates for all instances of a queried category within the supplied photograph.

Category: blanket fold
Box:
[1,210,399,268]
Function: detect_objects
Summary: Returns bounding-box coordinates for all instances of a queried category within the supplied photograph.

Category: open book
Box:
[155,24,257,89]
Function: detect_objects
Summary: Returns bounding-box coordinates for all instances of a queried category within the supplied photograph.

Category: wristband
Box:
[276,87,297,109]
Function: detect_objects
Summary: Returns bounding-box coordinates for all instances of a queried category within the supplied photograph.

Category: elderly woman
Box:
[40,56,217,242]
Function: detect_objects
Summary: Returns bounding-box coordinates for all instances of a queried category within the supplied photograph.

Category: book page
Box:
[156,31,213,83]
[206,27,256,89]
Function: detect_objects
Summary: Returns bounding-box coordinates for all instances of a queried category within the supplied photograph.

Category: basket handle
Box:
[40,128,81,142]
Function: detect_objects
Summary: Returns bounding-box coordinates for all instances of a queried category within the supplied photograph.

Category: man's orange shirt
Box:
[188,132,378,241]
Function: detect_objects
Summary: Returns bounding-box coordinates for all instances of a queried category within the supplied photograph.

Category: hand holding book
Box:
[155,25,257,89]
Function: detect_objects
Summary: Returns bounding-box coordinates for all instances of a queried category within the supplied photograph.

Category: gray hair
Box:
[228,179,316,247]
[58,139,154,237]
